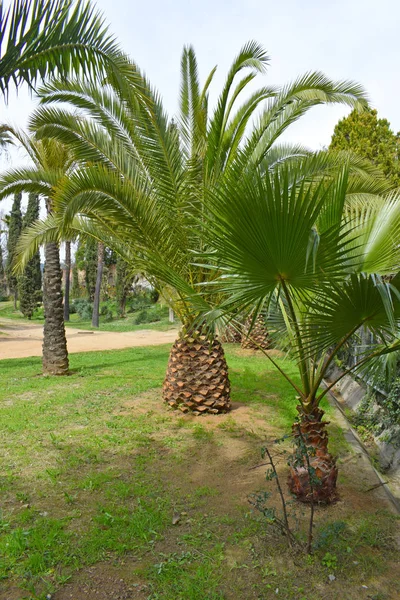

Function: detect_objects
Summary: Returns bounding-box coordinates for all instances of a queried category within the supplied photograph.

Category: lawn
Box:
[0,345,399,600]
[0,300,178,333]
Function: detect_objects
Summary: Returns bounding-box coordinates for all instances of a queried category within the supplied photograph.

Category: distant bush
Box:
[134,305,168,325]
[71,298,93,320]
[126,288,159,313]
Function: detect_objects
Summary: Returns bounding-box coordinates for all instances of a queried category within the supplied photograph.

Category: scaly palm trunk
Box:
[288,407,338,504]
[63,241,71,322]
[241,314,270,350]
[42,241,69,375]
[219,322,242,344]
[92,242,104,328]
[163,327,231,414]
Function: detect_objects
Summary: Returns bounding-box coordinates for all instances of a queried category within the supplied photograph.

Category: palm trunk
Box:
[241,315,270,350]
[63,241,71,322]
[288,407,338,504]
[92,242,104,328]
[163,327,231,414]
[13,288,18,310]
[42,241,69,376]
[219,322,242,344]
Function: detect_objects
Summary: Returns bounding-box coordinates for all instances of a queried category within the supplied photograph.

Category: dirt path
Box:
[0,318,178,360]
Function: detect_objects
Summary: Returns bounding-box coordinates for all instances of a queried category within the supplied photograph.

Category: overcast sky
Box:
[1,0,399,212]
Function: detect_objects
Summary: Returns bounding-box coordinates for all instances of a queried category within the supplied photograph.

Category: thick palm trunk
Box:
[241,315,270,350]
[163,328,231,414]
[42,242,69,376]
[288,407,338,504]
[63,241,71,322]
[92,242,104,328]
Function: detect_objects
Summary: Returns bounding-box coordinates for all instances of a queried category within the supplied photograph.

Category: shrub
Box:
[71,298,93,320]
[134,308,162,325]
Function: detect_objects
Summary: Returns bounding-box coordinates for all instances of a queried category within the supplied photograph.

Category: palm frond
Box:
[0,0,125,98]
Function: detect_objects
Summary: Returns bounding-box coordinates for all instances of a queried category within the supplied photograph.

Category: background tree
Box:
[19,192,42,318]
[0,135,73,375]
[0,231,6,298]
[63,240,71,320]
[91,241,104,327]
[84,237,97,301]
[6,193,22,308]
[330,108,400,186]
[116,255,134,316]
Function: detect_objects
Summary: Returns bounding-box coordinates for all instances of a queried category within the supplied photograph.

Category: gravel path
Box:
[0,318,178,360]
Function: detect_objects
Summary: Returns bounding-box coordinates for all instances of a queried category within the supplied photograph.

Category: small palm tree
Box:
[0,131,74,374]
[196,166,400,502]
[11,43,373,410]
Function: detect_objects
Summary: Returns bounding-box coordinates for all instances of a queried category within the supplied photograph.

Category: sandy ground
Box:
[0,318,178,360]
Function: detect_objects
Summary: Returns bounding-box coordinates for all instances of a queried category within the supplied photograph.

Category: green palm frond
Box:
[0,0,126,97]
[241,72,368,168]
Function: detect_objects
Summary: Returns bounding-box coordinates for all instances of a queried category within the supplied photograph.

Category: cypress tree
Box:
[71,263,80,298]
[330,108,400,187]
[6,193,22,308]
[84,237,97,301]
[0,233,6,299]
[116,256,134,316]
[19,193,42,318]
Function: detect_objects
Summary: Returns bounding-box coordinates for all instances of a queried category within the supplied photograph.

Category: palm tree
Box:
[196,166,400,502]
[0,132,74,374]
[12,43,372,411]
[0,0,124,98]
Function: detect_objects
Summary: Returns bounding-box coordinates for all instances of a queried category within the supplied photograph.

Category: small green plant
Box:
[321,552,338,569]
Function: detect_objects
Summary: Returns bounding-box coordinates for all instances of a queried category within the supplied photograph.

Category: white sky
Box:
[1,0,399,212]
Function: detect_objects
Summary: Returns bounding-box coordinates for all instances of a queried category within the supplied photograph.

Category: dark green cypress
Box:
[19,193,42,318]
[84,237,97,301]
[0,233,6,299]
[116,256,134,316]
[6,192,22,308]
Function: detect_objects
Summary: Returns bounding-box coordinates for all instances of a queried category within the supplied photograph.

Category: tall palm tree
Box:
[0,132,74,374]
[11,43,373,410]
[195,166,400,502]
[0,0,124,98]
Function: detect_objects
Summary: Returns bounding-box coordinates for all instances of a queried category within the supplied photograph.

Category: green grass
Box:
[0,299,178,332]
[0,345,399,599]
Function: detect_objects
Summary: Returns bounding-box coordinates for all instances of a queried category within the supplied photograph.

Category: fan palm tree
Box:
[10,43,375,411]
[194,165,400,502]
[0,0,125,99]
[0,130,74,374]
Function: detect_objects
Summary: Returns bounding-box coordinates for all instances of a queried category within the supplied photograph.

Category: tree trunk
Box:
[64,241,71,322]
[13,288,18,310]
[219,322,242,344]
[42,242,69,376]
[241,314,270,350]
[92,242,104,328]
[288,407,338,504]
[163,328,231,414]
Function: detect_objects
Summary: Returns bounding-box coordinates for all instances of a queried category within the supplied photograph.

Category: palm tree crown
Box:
[14,42,372,327]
